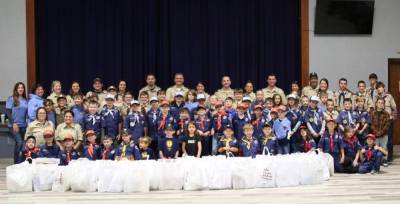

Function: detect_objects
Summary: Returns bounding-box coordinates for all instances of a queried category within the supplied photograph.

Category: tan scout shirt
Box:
[166,85,189,101]
[139,85,161,98]
[214,88,234,101]
[55,122,83,142]
[262,86,287,104]
[25,120,54,147]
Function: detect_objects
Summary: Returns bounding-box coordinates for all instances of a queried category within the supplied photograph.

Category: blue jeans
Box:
[277,139,290,155]
[10,127,26,164]
[212,133,223,155]
[387,121,394,162]
[359,152,383,173]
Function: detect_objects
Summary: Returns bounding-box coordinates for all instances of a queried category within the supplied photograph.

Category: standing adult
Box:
[139,74,161,99]
[214,76,234,101]
[302,72,319,98]
[166,73,189,101]
[27,84,45,122]
[47,80,64,108]
[262,74,287,104]
[86,77,107,105]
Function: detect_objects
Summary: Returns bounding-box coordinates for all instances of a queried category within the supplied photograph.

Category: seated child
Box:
[298,126,316,153]
[318,119,344,172]
[115,130,141,161]
[182,122,202,158]
[100,136,116,160]
[358,134,387,174]
[83,130,101,160]
[217,125,239,157]
[341,127,361,173]
[259,122,277,155]
[139,136,155,160]
[59,134,79,166]
[238,123,259,158]
[38,129,60,158]
[159,126,180,159]
[18,135,39,164]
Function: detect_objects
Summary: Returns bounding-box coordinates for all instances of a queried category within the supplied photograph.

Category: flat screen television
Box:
[314,0,375,35]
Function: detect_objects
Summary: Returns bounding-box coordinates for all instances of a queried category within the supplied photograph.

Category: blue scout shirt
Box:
[38,143,60,158]
[337,109,359,129]
[83,112,102,135]
[101,106,122,139]
[27,94,44,122]
[211,113,232,134]
[286,107,301,129]
[147,108,161,140]
[100,147,116,160]
[155,114,177,140]
[18,146,39,163]
[354,108,371,128]
[195,117,212,133]
[139,148,155,160]
[124,111,147,144]
[115,141,141,160]
[251,116,268,140]
[47,111,56,126]
[260,134,277,155]
[318,131,344,154]
[217,137,238,156]
[59,149,79,166]
[342,136,361,159]
[83,143,102,160]
[232,114,252,140]
[272,118,291,140]
[71,105,85,129]
[304,108,325,135]
[239,137,259,158]
[159,137,179,159]
[6,96,28,128]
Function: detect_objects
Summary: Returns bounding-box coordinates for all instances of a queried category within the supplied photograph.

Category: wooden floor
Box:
[0,148,400,204]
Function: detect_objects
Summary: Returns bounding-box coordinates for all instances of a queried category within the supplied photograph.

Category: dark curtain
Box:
[36,0,300,96]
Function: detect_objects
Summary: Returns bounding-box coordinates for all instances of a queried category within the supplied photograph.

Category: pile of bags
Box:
[6,151,334,193]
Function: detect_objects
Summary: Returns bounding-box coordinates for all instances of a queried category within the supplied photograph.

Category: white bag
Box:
[231,157,257,189]
[107,161,129,192]
[68,160,97,192]
[124,161,151,193]
[275,154,301,187]
[6,162,33,193]
[204,156,232,190]
[183,157,209,191]
[299,153,324,185]
[158,159,184,190]
[95,160,117,193]
[33,158,59,165]
[33,163,57,191]
[148,160,161,190]
[255,156,276,188]
[51,166,70,192]
[323,153,335,177]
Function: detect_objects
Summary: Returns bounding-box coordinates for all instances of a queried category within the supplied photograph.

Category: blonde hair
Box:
[51,80,61,93]
[243,123,254,130]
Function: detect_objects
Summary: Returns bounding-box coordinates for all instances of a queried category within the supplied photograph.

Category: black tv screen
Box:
[315,0,375,34]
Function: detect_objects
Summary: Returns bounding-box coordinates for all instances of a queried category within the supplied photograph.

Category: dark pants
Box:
[10,127,26,164]
[201,136,211,156]
[387,121,394,162]
[358,152,383,173]
[342,156,359,173]
[290,133,299,153]
[331,152,344,173]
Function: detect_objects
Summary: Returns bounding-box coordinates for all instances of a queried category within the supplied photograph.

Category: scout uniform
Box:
[217,128,239,157]
[318,127,344,172]
[47,92,62,108]
[115,140,141,160]
[24,120,54,147]
[59,135,79,166]
[211,105,233,155]
[55,95,69,125]
[156,112,177,144]
[18,136,39,164]
[124,100,147,144]
[251,105,269,140]
[139,147,155,160]
[55,122,83,143]
[302,86,319,98]
[159,136,180,159]
[323,110,339,122]
[83,142,101,160]
[194,106,212,156]
[262,86,287,104]
[147,98,161,142]
[139,85,161,99]
[358,134,384,174]
[100,146,115,160]
[305,96,325,143]
[177,116,190,142]
[71,104,85,130]
[83,112,102,142]
[86,90,107,107]
[232,110,252,141]
[39,143,60,158]
[166,85,189,101]
[259,130,277,155]
[354,107,371,144]
[244,92,256,102]
[298,138,316,153]
[352,91,373,110]
[239,137,259,158]
[342,135,361,173]
[101,95,122,140]
[334,90,352,111]
[214,88,234,101]
[337,108,359,130]
[170,92,186,119]
[47,111,56,127]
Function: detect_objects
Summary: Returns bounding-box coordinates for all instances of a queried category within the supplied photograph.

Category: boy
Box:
[354,96,371,145]
[224,97,237,121]
[252,105,268,140]
[232,103,252,141]
[101,94,122,141]
[147,96,161,142]
[115,131,140,161]
[211,103,232,155]
[262,98,273,121]
[59,134,79,166]
[323,99,339,121]
[194,105,212,156]
[83,100,102,143]
[353,80,373,111]
[337,98,359,133]
[55,95,69,125]
[70,94,85,129]
[273,105,291,155]
[83,130,101,160]
[156,100,177,150]
[359,134,387,174]
[217,125,239,156]
[159,126,179,159]
[318,92,329,112]
[305,96,325,144]
[341,127,361,173]
[100,136,116,160]
[238,124,259,158]
[318,119,344,172]
[38,129,60,158]
[259,123,277,155]
[139,136,155,160]
[170,92,185,119]
[176,108,191,142]
[286,94,301,153]
[124,100,147,144]
[18,135,39,163]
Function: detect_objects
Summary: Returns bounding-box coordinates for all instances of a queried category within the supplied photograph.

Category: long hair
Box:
[35,107,48,121]
[12,82,26,107]
[184,122,199,136]
[69,81,83,96]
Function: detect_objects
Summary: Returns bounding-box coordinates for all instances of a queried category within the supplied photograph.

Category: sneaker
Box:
[383,162,389,167]
[370,170,377,174]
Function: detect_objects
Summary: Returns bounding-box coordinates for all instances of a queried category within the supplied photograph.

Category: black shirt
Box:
[183,135,200,156]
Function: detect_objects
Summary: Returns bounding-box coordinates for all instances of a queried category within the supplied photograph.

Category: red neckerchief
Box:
[217,111,225,130]
[252,118,260,129]
[200,118,205,130]
[344,135,358,149]
[330,134,335,152]
[102,147,110,160]
[158,114,167,130]
[66,151,71,162]
[24,145,38,159]
[88,143,94,158]
[367,146,373,161]
[179,119,185,129]
[304,140,311,152]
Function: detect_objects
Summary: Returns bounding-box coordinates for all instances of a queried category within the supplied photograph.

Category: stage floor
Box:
[0,148,399,204]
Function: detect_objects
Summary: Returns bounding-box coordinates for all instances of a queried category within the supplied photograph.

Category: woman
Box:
[47,80,64,108]
[27,84,45,122]
[290,81,301,96]
[116,80,128,105]
[55,110,83,150]
[244,81,256,102]
[6,82,28,163]
[318,78,334,99]
[66,81,83,107]
[195,82,210,101]
[25,107,54,147]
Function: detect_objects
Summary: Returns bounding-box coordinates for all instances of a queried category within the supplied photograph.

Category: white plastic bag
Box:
[148,160,161,190]
[255,156,276,188]
[158,159,184,190]
[95,160,117,192]
[33,158,59,165]
[230,157,257,189]
[124,161,151,193]
[204,156,232,190]
[183,157,209,191]
[51,166,69,192]
[68,160,97,192]
[6,162,33,193]
[106,161,128,193]
[299,153,324,185]
[323,153,335,177]
[33,163,57,191]
[275,154,301,187]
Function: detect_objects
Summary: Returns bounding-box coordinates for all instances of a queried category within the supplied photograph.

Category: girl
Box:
[38,129,60,158]
[6,82,28,163]
[47,80,64,108]
[18,135,39,164]
[341,127,361,173]
[298,126,316,153]
[184,89,199,113]
[115,131,140,161]
[116,80,128,105]
[27,84,45,122]
[318,119,344,172]
[244,81,256,102]
[272,94,283,108]
[43,99,56,125]
[182,122,202,158]
[66,81,83,107]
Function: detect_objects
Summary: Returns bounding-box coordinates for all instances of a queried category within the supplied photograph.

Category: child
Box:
[272,94,283,108]
[286,94,301,153]
[38,129,60,158]
[262,97,274,121]
[120,91,133,120]
[70,94,85,129]
[138,136,155,160]
[115,131,140,161]
[318,92,329,112]
[176,108,191,142]
[298,126,316,153]
[211,103,232,155]
[139,91,150,114]
[305,96,325,144]
[83,100,102,143]
[83,130,101,160]
[323,99,339,121]
[159,126,180,159]
[217,125,239,156]
[318,119,344,172]
[273,105,291,155]
[233,88,244,108]
[157,90,167,102]
[238,124,259,158]
[44,99,56,126]
[224,97,237,121]
[124,100,147,145]
[59,134,79,166]
[252,105,268,140]
[100,136,116,160]
[156,100,177,149]
[260,123,276,155]
[354,96,371,145]
[147,96,161,149]
[182,122,202,158]
[170,92,185,119]
[55,95,69,125]
[359,134,387,174]
[251,90,265,110]
[18,135,39,163]
[337,98,359,133]
[232,103,252,141]
[341,127,361,173]
[194,106,212,156]
[101,94,122,141]
[184,89,199,113]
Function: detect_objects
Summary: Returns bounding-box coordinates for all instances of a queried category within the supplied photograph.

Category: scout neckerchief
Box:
[346,110,353,125]
[252,117,261,129]
[242,137,252,150]
[216,111,225,130]
[179,119,185,130]
[151,109,158,123]
[158,114,167,130]
[88,143,94,158]
[262,134,273,145]
[288,107,298,120]
[104,106,115,119]
[329,132,335,152]
[199,117,205,130]
[121,142,128,158]
[338,90,346,108]
[66,150,71,162]
[24,145,38,160]
[344,135,357,149]
[312,108,319,125]
[303,139,311,152]
[102,147,111,160]
[88,113,97,125]
[367,145,374,161]
[222,137,232,155]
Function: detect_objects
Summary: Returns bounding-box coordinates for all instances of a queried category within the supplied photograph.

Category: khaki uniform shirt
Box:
[55,122,83,142]
[214,88,234,101]
[139,85,161,98]
[25,120,54,146]
[262,86,287,104]
[166,85,189,101]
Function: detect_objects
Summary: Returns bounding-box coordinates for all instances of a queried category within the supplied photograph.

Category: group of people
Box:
[5,72,397,174]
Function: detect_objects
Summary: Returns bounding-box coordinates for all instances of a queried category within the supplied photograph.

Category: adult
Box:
[55,110,83,150]
[195,81,210,101]
[47,80,64,107]
[66,81,83,107]
[367,73,378,99]
[6,82,28,163]
[27,83,45,122]
[86,77,107,105]
[166,73,189,101]
[116,80,129,104]
[214,75,234,101]
[333,78,352,111]
[317,78,334,99]
[262,74,287,104]
[352,80,373,110]
[25,107,54,147]
[244,81,256,101]
[302,72,319,98]
[139,74,161,99]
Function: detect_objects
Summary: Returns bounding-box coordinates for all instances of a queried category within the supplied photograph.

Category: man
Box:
[214,75,235,101]
[302,72,319,98]
[352,80,373,110]
[166,73,189,101]
[366,73,378,99]
[262,74,287,104]
[86,78,107,105]
[333,78,352,111]
[139,73,161,99]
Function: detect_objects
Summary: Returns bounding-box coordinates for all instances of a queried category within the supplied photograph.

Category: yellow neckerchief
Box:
[221,137,232,153]
[262,134,273,145]
[121,142,129,158]
[242,137,253,150]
